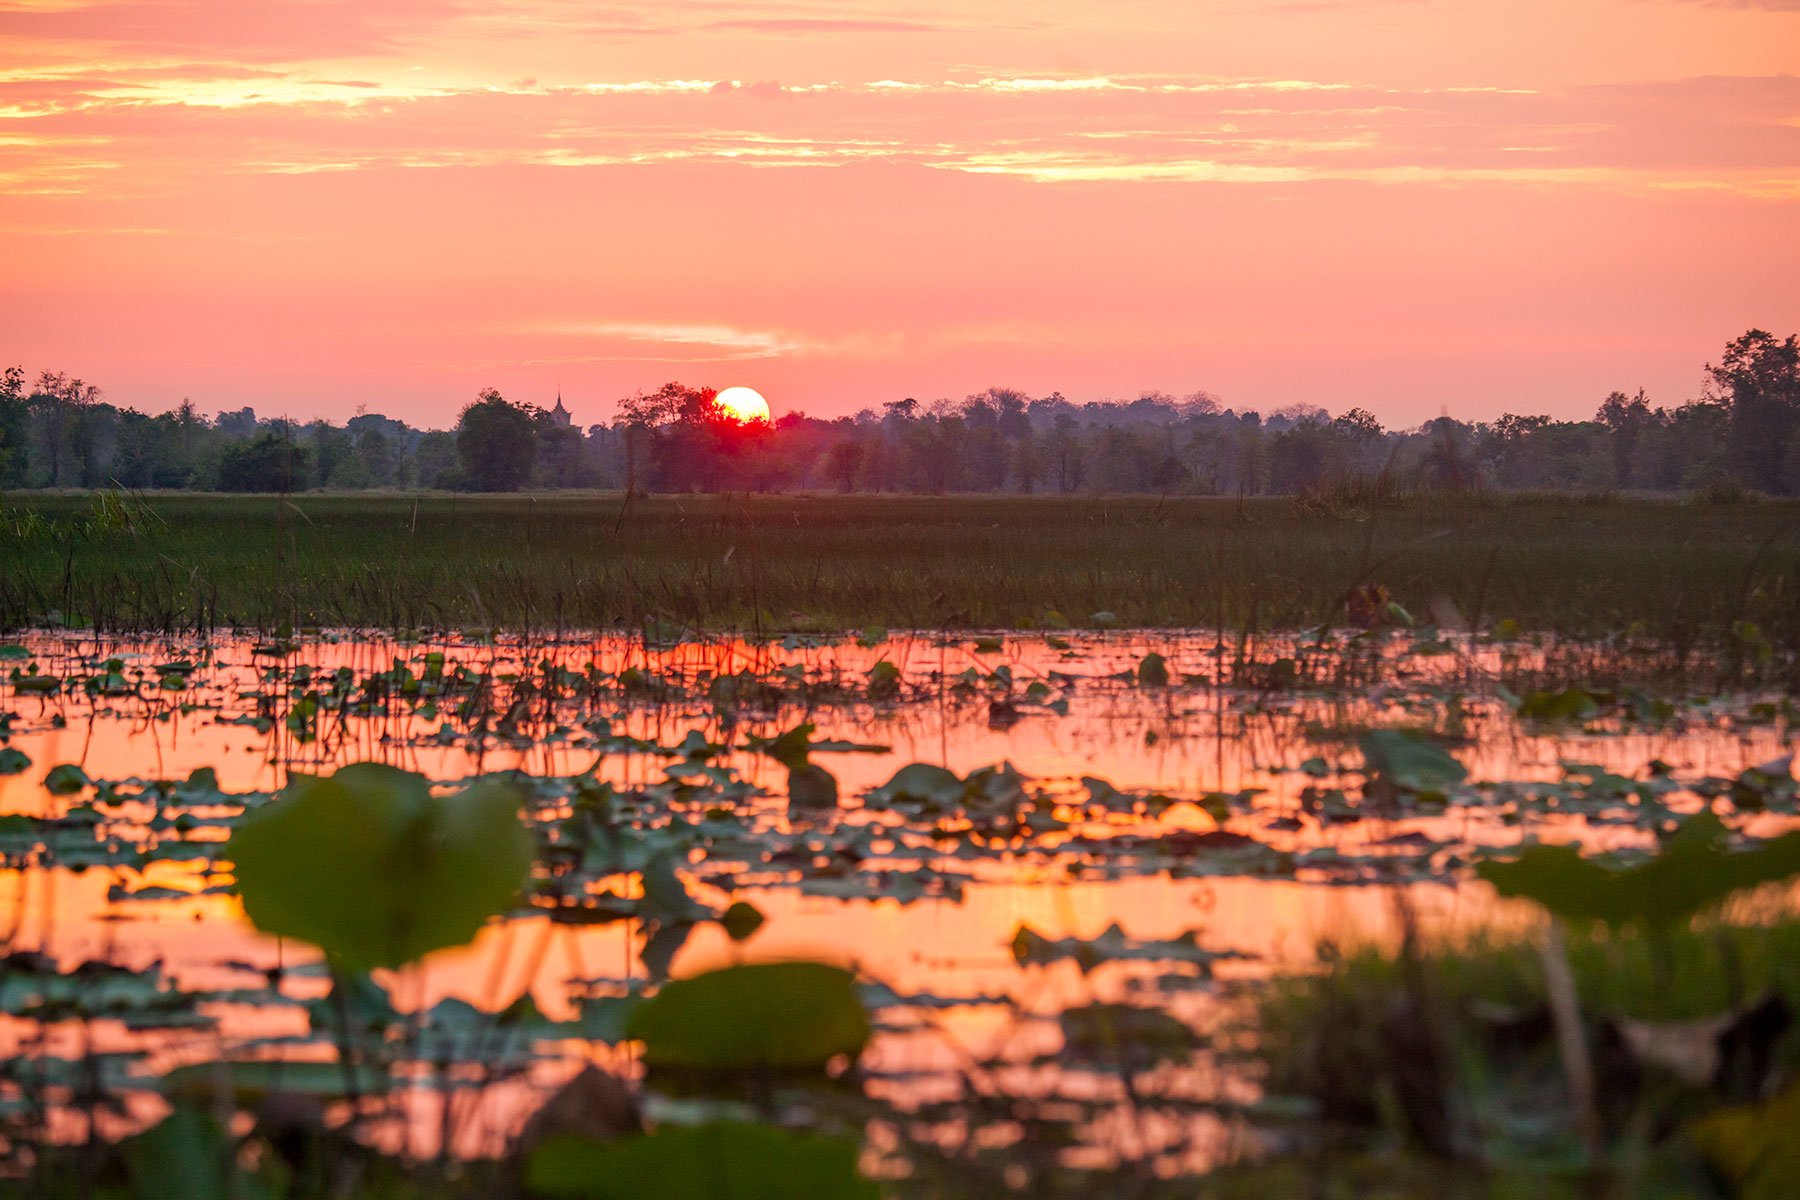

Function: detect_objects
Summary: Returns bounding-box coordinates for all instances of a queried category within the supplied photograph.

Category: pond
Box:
[0,628,1794,1185]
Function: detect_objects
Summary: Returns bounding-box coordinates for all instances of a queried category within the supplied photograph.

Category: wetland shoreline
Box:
[3,494,1797,655]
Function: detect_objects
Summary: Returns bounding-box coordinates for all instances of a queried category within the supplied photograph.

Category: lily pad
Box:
[866,763,964,808]
[625,962,869,1072]
[1358,729,1466,793]
[1476,810,1800,931]
[43,763,91,795]
[527,1123,877,1199]
[228,763,532,970]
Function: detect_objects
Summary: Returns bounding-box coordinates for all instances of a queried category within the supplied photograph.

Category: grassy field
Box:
[2,490,1798,646]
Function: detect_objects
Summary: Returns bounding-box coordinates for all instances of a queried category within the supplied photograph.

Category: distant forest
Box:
[3,330,1797,497]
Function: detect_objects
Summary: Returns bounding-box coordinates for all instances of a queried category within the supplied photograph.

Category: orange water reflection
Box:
[0,629,1794,1161]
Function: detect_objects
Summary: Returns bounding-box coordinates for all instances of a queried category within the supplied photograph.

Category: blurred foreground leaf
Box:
[162,1059,389,1103]
[527,1123,877,1199]
[626,962,868,1071]
[1692,1081,1800,1200]
[124,1106,278,1200]
[228,763,532,970]
[1477,810,1800,931]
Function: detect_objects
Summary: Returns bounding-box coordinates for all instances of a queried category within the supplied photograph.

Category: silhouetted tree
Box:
[414,431,459,488]
[824,438,863,493]
[1268,419,1334,492]
[217,427,309,492]
[215,407,258,438]
[28,370,100,487]
[4,328,1795,498]
[1596,389,1655,488]
[456,389,538,491]
[0,366,27,486]
[1710,330,1800,493]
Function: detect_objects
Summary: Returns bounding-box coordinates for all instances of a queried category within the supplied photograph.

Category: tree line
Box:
[1,330,1796,497]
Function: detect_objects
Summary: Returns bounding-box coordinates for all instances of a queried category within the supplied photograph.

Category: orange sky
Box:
[2,0,1797,427]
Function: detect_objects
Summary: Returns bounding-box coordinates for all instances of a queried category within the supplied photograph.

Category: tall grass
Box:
[0,492,1796,654]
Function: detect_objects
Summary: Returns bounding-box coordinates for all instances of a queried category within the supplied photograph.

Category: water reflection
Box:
[0,628,1793,1168]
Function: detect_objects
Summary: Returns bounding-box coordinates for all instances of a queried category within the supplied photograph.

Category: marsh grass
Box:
[1,493,1797,658]
[1247,904,1800,1194]
[1258,908,1800,1051]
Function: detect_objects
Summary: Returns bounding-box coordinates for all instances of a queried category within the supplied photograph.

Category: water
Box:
[0,628,1793,1167]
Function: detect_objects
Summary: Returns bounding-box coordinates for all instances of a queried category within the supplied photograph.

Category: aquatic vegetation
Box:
[529,1123,877,1200]
[1477,809,1800,933]
[230,764,534,970]
[0,626,1793,1196]
[1259,919,1800,1176]
[626,962,869,1072]
[3,495,1800,673]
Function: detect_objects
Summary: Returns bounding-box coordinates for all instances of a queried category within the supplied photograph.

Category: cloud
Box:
[709,79,802,99]
[539,321,816,359]
[1663,0,1800,9]
[702,17,945,33]
[3,58,1797,202]
[0,0,465,62]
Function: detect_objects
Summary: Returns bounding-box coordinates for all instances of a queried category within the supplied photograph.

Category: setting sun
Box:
[715,385,771,424]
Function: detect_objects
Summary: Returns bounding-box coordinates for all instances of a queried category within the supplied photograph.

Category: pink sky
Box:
[3,0,1797,428]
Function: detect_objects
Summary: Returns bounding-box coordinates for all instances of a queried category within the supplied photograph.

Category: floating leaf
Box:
[752,723,815,770]
[787,763,838,808]
[527,1123,877,1200]
[0,957,181,1018]
[721,900,765,942]
[867,660,900,701]
[1730,756,1797,812]
[569,995,642,1045]
[228,763,532,970]
[1476,810,1800,931]
[639,852,715,925]
[1515,687,1603,722]
[43,763,91,795]
[162,1059,389,1102]
[964,762,1027,808]
[639,921,691,984]
[1012,923,1249,974]
[866,763,964,808]
[1061,1002,1197,1067]
[625,962,869,1072]
[1358,729,1466,793]
[0,748,29,776]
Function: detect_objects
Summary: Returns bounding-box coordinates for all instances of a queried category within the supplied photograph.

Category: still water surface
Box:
[0,629,1792,1161]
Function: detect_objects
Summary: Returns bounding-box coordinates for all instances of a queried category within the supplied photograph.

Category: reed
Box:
[1,492,1796,656]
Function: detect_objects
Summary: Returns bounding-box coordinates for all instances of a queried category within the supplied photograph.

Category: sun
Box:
[715,385,771,424]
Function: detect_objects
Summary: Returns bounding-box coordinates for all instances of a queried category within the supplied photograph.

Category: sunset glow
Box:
[3,1,1797,425]
[715,385,772,424]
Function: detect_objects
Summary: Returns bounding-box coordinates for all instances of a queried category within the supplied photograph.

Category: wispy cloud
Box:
[8,68,1793,199]
[1663,0,1800,10]
[538,321,817,359]
[702,17,945,33]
